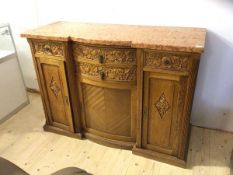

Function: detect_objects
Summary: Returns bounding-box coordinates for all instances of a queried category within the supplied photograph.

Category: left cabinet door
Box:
[36,57,74,132]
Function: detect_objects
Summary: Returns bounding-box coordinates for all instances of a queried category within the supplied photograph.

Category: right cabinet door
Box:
[142,71,187,156]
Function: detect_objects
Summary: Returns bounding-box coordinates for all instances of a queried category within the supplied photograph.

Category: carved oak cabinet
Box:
[22,22,206,167]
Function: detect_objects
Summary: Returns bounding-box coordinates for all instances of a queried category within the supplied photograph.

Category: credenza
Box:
[21,22,206,167]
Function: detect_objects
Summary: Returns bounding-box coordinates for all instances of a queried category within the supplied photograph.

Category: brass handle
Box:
[98,55,104,64]
[163,58,171,66]
[99,71,105,80]
[164,60,170,65]
[44,45,51,53]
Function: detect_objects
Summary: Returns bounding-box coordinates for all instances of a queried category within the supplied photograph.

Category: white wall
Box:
[0,0,39,89]
[0,54,28,121]
[0,0,233,131]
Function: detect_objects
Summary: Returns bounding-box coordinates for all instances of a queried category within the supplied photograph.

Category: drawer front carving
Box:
[74,44,136,65]
[144,51,190,71]
[32,40,64,57]
[78,62,137,81]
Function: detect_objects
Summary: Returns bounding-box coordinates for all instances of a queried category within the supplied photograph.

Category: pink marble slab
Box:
[21,21,206,53]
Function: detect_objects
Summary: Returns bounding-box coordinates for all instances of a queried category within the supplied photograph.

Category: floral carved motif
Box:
[155,93,170,119]
[104,49,136,64]
[74,45,136,64]
[33,41,64,56]
[78,63,136,81]
[49,77,60,97]
[145,52,189,71]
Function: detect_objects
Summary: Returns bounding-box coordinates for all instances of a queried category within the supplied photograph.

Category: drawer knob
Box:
[164,60,170,65]
[99,71,105,80]
[98,55,104,64]
[44,45,51,53]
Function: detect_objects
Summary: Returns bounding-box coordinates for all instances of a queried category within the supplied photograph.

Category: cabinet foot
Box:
[132,146,186,168]
[43,124,83,139]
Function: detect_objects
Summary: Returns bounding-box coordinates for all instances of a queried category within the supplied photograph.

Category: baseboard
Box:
[191,124,233,134]
[26,88,40,94]
[132,146,186,168]
[0,100,29,124]
[43,124,83,139]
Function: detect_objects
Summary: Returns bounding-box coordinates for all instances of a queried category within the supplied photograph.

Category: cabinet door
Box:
[142,71,187,156]
[80,81,136,144]
[36,57,74,132]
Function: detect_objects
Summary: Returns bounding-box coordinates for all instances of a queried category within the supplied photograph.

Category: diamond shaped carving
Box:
[155,93,170,119]
[49,77,60,97]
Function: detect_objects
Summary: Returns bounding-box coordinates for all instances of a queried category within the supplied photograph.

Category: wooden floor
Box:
[0,93,232,175]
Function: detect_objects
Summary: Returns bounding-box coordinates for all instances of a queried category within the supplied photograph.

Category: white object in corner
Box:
[0,24,29,123]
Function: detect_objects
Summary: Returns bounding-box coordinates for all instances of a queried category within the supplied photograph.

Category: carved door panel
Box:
[142,71,187,156]
[36,57,74,132]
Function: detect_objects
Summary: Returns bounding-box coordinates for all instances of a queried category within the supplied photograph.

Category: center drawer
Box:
[73,44,136,66]
[76,62,137,82]
[73,44,137,82]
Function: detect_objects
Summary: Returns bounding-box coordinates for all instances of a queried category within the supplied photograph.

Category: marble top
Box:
[21,21,206,53]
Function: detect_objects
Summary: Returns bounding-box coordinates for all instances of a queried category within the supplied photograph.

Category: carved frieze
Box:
[78,63,136,81]
[75,45,102,60]
[145,51,189,71]
[104,49,136,64]
[33,41,64,57]
[74,45,136,65]
[155,93,170,119]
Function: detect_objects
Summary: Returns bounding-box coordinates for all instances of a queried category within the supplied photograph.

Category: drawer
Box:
[77,62,137,82]
[73,44,136,66]
[144,50,191,72]
[31,40,65,58]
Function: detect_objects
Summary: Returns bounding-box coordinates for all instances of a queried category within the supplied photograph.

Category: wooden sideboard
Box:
[21,22,206,167]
